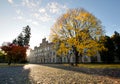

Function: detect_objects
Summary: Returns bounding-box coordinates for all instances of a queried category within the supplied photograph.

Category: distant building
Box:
[27,48,35,63]
[28,38,101,63]
[28,38,60,63]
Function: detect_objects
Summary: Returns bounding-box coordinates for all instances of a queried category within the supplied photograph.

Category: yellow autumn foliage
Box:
[50,8,105,57]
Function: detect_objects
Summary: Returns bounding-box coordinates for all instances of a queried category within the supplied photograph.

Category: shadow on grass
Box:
[0,64,35,84]
[40,64,120,79]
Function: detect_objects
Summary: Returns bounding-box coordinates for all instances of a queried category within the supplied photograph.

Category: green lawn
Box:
[64,64,120,69]
[1,63,120,69]
[0,63,26,67]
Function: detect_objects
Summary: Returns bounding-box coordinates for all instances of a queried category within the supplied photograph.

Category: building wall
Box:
[28,38,59,63]
[28,38,101,63]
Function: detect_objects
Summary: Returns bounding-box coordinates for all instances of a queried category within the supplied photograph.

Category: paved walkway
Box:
[0,64,120,84]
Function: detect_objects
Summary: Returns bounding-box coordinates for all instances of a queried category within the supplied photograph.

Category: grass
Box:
[0,63,26,68]
[64,64,120,69]
[1,63,120,69]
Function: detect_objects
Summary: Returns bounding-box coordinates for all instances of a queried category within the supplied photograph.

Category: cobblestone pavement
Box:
[0,64,120,84]
[0,66,31,84]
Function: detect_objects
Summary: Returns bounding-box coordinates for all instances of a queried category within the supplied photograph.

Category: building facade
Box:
[28,38,60,63]
[28,38,101,63]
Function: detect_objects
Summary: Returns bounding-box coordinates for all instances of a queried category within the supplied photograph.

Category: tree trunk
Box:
[75,51,79,66]
[72,46,79,66]
[8,60,11,65]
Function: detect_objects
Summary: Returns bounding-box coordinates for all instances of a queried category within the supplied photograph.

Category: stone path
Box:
[0,64,120,84]
[0,66,31,84]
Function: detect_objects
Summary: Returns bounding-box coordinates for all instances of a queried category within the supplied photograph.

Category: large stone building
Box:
[28,38,101,63]
[28,38,61,63]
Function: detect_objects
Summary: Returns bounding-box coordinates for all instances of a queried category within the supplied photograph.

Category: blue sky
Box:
[0,0,120,49]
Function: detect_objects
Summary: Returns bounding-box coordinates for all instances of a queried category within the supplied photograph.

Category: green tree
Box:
[0,50,6,63]
[111,31,120,61]
[23,25,31,47]
[100,36,115,63]
[11,25,31,63]
[13,25,31,47]
[12,39,18,45]
[17,33,24,46]
[50,8,105,65]
[1,25,31,65]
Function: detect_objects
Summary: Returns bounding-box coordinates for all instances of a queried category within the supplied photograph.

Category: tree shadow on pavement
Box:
[0,65,35,84]
[40,64,120,79]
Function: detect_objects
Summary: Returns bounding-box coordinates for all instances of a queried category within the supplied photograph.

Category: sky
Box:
[0,0,120,49]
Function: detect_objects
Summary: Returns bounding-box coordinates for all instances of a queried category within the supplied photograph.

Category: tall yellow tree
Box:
[50,8,105,65]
